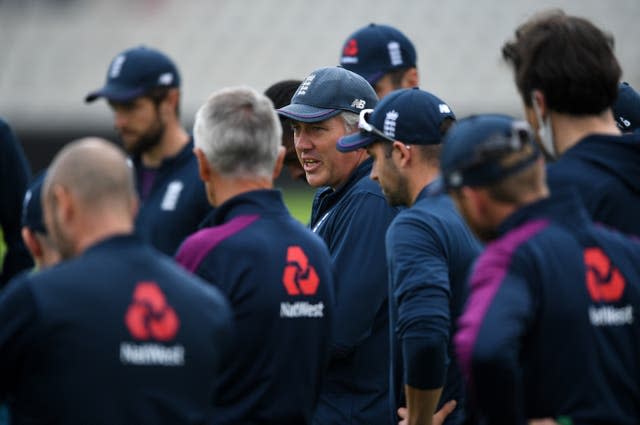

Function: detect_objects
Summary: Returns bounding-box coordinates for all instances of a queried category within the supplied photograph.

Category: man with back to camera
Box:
[340,23,419,99]
[337,88,481,425]
[0,138,233,425]
[440,114,640,425]
[0,117,33,286]
[86,46,211,255]
[175,86,334,425]
[502,10,640,236]
[277,66,399,425]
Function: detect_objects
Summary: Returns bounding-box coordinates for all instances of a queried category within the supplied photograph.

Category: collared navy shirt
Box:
[547,131,640,236]
[456,191,640,424]
[176,189,334,425]
[386,179,481,425]
[310,159,400,425]
[131,138,211,256]
[0,235,233,425]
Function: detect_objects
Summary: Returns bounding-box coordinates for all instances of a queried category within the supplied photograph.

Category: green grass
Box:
[281,186,315,224]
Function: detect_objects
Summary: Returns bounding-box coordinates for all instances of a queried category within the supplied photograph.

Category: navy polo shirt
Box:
[132,138,211,255]
[176,189,334,425]
[0,235,233,425]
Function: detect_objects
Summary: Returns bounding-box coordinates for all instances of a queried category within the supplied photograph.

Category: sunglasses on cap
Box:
[358,109,397,144]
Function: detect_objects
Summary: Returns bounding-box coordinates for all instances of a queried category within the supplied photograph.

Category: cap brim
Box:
[277,103,341,123]
[337,132,375,152]
[85,85,146,103]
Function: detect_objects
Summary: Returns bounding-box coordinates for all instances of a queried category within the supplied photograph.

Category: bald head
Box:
[44,137,137,212]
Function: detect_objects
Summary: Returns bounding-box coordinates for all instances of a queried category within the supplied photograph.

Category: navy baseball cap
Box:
[340,23,417,85]
[337,87,455,152]
[85,46,180,103]
[276,66,378,123]
[21,171,47,234]
[441,114,541,189]
[613,82,640,133]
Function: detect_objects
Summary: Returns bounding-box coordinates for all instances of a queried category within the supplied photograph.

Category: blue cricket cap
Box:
[612,82,640,133]
[276,66,378,123]
[441,114,540,190]
[340,23,417,85]
[337,87,455,152]
[21,171,47,234]
[85,46,180,103]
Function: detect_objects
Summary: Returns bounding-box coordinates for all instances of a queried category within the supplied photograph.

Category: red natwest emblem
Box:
[125,282,180,341]
[282,246,319,296]
[343,39,358,56]
[584,247,626,302]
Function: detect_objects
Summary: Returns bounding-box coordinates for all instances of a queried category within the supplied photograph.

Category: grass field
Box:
[281,186,315,224]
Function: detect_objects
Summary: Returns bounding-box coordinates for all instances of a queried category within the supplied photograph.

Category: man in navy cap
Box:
[340,24,419,99]
[86,46,211,255]
[337,88,480,425]
[278,67,398,425]
[0,137,233,424]
[441,114,640,425]
[502,11,640,236]
[613,82,640,133]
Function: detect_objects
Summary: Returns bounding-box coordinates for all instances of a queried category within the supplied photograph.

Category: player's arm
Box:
[455,255,534,425]
[328,193,397,356]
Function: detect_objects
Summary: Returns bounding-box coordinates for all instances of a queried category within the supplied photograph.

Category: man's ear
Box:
[21,227,43,261]
[162,88,180,118]
[194,147,212,183]
[531,89,548,118]
[402,67,419,88]
[392,141,412,168]
[51,184,74,226]
[273,146,285,181]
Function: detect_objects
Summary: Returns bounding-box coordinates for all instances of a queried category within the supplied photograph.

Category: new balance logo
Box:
[351,99,367,109]
[158,72,174,85]
[439,104,451,114]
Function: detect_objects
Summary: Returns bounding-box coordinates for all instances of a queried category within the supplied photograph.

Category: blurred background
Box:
[1,0,639,220]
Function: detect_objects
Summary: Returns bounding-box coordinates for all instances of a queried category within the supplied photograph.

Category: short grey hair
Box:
[340,111,359,134]
[194,86,282,178]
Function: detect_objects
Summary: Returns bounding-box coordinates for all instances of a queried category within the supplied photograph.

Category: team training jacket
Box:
[455,191,640,425]
[175,189,334,425]
[547,131,640,236]
[0,235,233,425]
[386,180,481,425]
[0,117,33,286]
[132,138,211,256]
[309,159,399,425]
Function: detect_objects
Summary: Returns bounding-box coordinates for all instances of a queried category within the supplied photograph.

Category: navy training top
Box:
[456,191,640,424]
[175,189,334,425]
[132,137,212,255]
[0,235,234,425]
[386,180,481,425]
[309,159,399,425]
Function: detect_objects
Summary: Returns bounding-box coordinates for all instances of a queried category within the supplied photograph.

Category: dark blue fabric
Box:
[0,235,233,425]
[309,159,399,425]
[460,191,640,424]
[176,189,335,425]
[547,132,640,236]
[131,137,212,256]
[386,180,481,425]
[0,117,33,286]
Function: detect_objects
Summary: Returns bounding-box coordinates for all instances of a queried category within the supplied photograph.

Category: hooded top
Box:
[547,132,640,236]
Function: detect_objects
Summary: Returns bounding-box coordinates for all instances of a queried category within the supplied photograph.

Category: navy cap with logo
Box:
[337,87,455,152]
[612,82,640,133]
[340,23,417,85]
[441,114,541,190]
[21,171,47,234]
[276,66,378,123]
[85,46,180,103]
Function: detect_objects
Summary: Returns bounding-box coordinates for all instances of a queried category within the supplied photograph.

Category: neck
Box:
[552,109,621,155]
[493,187,549,228]
[142,120,190,168]
[210,175,273,207]
[73,212,134,256]
[408,165,440,206]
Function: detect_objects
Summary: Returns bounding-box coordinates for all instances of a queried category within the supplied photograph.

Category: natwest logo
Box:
[584,247,625,302]
[282,246,319,296]
[125,282,180,341]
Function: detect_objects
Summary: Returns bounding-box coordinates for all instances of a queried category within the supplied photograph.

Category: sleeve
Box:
[328,192,397,357]
[387,216,450,390]
[454,254,535,425]
[0,119,33,286]
[0,276,40,402]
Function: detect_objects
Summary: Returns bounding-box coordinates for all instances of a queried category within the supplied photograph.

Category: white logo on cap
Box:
[439,104,451,114]
[158,72,174,85]
[110,54,126,78]
[384,110,399,138]
[618,116,631,128]
[388,42,403,66]
[296,74,316,96]
[351,99,367,109]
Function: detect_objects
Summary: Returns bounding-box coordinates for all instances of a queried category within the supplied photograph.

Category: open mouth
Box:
[302,158,321,172]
